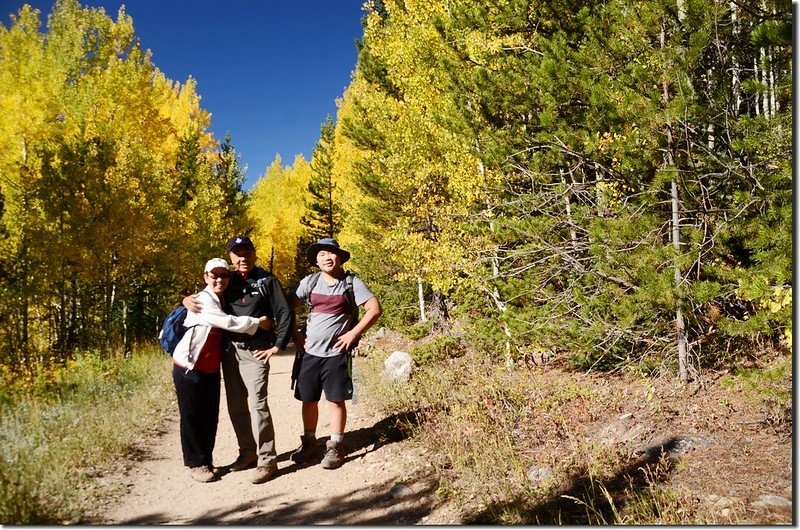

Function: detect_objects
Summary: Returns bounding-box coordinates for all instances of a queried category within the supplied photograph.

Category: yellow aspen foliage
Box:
[248,155,311,285]
[0,0,240,360]
[331,0,491,295]
[329,87,369,256]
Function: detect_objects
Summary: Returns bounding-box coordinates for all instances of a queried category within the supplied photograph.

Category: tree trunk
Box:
[730,1,742,115]
[430,289,449,332]
[19,235,30,371]
[561,169,578,251]
[661,22,690,383]
[754,56,761,115]
[760,46,769,117]
[417,275,427,322]
[481,152,513,368]
[19,139,30,370]
[671,180,689,383]
[677,0,686,22]
[123,300,131,358]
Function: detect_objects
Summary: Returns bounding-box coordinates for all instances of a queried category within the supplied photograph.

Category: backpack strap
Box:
[306,271,358,325]
[342,273,359,326]
[304,272,322,309]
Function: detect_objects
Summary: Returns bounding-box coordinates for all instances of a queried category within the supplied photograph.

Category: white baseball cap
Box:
[204,258,230,273]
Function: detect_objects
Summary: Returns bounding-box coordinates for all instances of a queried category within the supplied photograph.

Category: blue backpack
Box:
[159,305,193,356]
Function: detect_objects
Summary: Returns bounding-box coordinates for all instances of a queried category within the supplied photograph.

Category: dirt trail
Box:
[99,345,455,525]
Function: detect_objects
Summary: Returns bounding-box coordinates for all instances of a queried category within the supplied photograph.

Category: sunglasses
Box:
[207,271,230,280]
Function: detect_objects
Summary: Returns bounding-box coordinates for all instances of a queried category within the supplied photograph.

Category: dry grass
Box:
[357,330,793,525]
[0,348,174,524]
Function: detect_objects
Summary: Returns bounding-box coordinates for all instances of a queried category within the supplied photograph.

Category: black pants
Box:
[173,365,221,468]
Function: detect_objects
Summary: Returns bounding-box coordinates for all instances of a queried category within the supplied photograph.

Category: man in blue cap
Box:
[184,234,294,484]
[289,238,382,469]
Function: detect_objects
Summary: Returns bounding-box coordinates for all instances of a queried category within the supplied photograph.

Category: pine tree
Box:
[213,132,249,223]
[334,0,791,376]
[173,128,201,209]
[304,116,340,239]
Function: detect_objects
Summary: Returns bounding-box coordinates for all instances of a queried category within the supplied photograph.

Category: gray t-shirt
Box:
[295,273,374,358]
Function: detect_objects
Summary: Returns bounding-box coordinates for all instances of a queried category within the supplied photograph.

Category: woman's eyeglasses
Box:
[207,272,230,280]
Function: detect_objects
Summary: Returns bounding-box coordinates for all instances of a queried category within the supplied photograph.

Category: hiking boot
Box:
[290,434,321,464]
[321,440,344,470]
[250,463,278,484]
[189,465,219,483]
[229,454,257,472]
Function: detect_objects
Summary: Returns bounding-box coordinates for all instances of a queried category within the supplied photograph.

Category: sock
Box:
[330,432,343,443]
[304,429,316,438]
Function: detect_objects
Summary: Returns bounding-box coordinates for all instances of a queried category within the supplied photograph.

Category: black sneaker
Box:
[290,435,321,464]
[321,440,344,469]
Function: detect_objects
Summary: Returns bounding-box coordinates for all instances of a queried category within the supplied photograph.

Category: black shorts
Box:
[293,353,353,402]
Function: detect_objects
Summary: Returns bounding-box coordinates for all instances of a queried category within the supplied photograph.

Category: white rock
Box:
[752,495,792,509]
[527,466,553,486]
[384,351,413,381]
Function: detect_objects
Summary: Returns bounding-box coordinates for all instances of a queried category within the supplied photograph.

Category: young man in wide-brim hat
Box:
[289,238,382,469]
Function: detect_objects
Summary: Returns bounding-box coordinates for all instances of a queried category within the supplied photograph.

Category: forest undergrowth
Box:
[0,348,173,524]
[357,327,793,525]
[0,330,791,525]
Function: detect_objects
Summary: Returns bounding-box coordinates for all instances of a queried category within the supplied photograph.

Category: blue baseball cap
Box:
[227,235,255,251]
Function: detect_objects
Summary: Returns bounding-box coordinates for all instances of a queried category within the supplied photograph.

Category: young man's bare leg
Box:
[328,400,346,440]
[291,401,321,464]
[302,401,319,432]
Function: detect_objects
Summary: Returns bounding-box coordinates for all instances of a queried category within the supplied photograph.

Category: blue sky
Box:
[0,0,366,189]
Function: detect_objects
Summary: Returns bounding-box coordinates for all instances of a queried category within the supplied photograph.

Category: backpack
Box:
[293,271,360,391]
[158,305,194,356]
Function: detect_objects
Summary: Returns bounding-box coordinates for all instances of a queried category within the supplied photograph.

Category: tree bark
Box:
[661,22,690,383]
[417,275,427,322]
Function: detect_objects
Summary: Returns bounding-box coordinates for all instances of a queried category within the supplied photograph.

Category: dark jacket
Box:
[225,266,294,350]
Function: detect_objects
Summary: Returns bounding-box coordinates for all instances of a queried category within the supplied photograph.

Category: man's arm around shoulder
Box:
[262,274,295,351]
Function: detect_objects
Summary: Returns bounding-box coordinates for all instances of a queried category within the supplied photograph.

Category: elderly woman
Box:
[172,258,271,483]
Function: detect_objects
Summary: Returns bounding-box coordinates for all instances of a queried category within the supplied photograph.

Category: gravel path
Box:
[100,345,456,525]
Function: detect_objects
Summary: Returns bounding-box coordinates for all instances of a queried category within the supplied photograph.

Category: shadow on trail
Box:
[275,410,419,472]
[247,472,439,525]
[114,471,439,525]
[104,411,430,525]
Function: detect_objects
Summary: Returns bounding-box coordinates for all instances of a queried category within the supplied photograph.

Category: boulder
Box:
[384,351,413,381]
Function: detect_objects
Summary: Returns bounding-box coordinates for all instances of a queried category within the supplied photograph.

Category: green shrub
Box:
[410,335,465,366]
[400,320,434,341]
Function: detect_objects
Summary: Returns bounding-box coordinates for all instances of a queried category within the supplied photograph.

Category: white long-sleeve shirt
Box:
[172,286,261,371]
